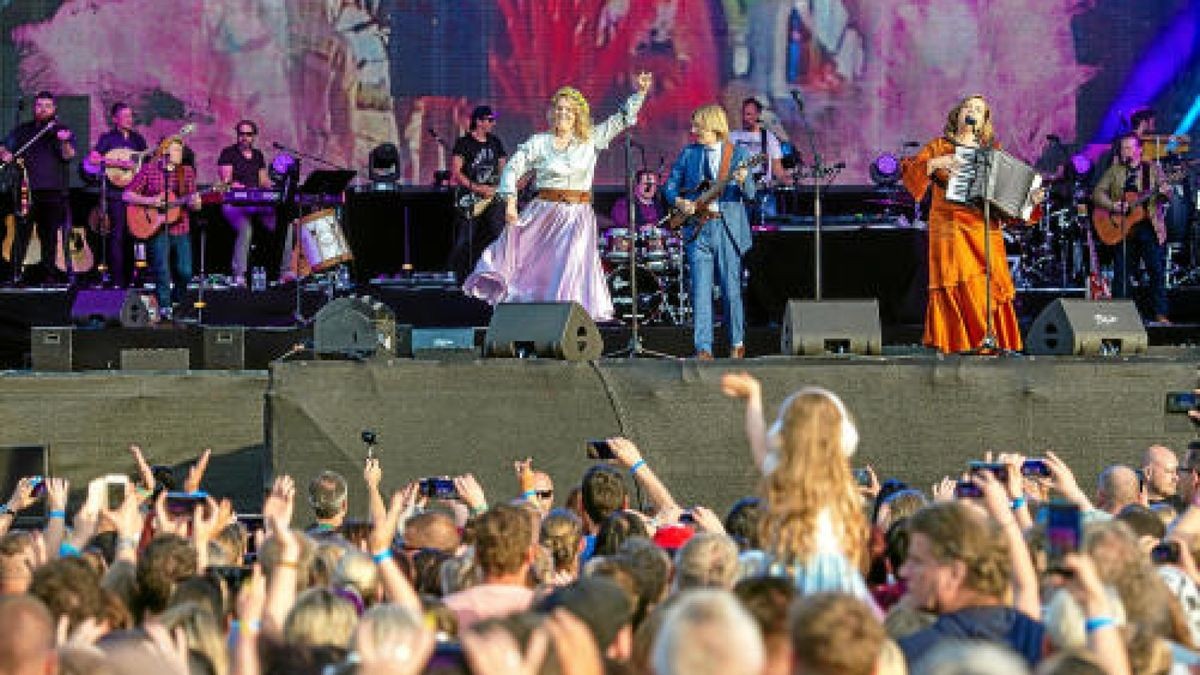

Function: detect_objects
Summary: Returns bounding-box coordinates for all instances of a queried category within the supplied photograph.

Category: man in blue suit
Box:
[663,104,756,359]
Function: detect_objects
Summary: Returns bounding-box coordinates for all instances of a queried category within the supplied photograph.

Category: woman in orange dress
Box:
[901,95,1034,353]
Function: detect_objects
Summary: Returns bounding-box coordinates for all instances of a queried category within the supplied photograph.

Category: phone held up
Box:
[586,439,616,461]
[1045,501,1082,572]
[1165,391,1198,414]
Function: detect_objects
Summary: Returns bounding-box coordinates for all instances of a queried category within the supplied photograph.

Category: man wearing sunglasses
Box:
[217,119,293,287]
[448,105,508,282]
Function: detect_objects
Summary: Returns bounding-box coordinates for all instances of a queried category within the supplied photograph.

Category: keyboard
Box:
[220,188,344,207]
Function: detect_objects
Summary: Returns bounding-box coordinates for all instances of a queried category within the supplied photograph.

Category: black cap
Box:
[535,576,632,649]
[471,105,495,122]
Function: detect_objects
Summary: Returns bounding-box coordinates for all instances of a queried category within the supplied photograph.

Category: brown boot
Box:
[695,350,714,361]
[731,345,746,359]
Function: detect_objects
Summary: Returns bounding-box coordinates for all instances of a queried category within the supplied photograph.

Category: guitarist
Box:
[83,102,147,288]
[123,138,200,322]
[448,105,507,282]
[663,104,755,360]
[1092,133,1172,324]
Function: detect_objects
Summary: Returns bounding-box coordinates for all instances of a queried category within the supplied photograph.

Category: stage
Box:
[2,350,1197,521]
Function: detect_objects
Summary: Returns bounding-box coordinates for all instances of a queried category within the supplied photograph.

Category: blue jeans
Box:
[1112,221,1167,319]
[148,230,192,310]
[686,217,745,353]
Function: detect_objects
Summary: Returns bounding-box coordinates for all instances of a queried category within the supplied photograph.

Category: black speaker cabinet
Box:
[313,295,397,357]
[119,348,190,371]
[70,289,158,327]
[1025,298,1147,356]
[203,326,246,370]
[485,302,602,361]
[30,326,73,371]
[781,299,882,355]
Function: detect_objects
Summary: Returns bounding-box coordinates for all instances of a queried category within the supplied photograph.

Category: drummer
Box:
[609,169,667,231]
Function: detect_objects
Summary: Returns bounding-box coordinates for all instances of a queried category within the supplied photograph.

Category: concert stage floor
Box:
[1,351,1197,520]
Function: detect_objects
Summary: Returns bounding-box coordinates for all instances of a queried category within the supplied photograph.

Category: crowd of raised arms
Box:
[0,372,1197,675]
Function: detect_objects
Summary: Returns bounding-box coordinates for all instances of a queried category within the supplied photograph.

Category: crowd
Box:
[0,374,1198,675]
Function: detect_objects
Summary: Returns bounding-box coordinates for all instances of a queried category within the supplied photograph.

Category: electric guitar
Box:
[455,186,495,218]
[127,183,228,239]
[663,153,765,231]
[1082,208,1110,300]
[1092,186,1164,245]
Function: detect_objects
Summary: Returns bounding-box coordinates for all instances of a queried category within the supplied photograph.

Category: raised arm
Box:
[607,437,680,516]
[591,72,652,149]
[721,372,769,472]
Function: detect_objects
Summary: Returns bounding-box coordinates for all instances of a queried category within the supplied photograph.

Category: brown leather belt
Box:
[537,188,591,204]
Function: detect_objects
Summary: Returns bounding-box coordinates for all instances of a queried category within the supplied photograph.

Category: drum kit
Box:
[599,224,692,325]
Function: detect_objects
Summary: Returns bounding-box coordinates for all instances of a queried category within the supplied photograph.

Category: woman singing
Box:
[901,95,1038,353]
[464,72,653,321]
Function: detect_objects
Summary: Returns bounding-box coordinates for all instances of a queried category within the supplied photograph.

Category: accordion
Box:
[945,146,1041,220]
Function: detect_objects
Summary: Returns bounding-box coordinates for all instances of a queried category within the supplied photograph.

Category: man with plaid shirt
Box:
[123,138,200,320]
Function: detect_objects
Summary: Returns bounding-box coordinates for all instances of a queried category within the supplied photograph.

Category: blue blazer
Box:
[663,141,756,256]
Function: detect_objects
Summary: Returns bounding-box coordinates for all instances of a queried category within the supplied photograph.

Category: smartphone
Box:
[953,480,982,499]
[585,439,616,461]
[1020,459,1052,478]
[1166,391,1198,414]
[1046,502,1082,569]
[104,474,129,510]
[165,490,208,516]
[419,477,457,500]
[237,514,264,563]
[678,510,696,524]
[1151,540,1182,565]
[853,468,872,486]
[28,476,46,498]
[968,461,1009,482]
[209,565,252,595]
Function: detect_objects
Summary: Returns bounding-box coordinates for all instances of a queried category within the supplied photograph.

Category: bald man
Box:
[1095,465,1142,515]
[403,511,461,553]
[1143,445,1180,506]
[0,595,56,675]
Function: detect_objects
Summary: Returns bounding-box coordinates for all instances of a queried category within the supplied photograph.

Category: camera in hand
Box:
[361,429,378,445]
[968,461,1009,481]
[586,439,616,461]
[953,480,982,499]
[420,477,457,500]
[165,490,208,516]
[1019,459,1052,478]
[678,510,696,524]
[1046,502,1081,571]
[853,468,871,486]
[1151,540,1182,565]
[28,476,46,498]
[1165,391,1198,414]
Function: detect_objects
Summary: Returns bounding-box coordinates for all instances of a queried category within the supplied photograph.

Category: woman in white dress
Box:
[463,72,654,321]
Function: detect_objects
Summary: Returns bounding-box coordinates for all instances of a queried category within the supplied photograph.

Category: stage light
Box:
[869,152,900,186]
[780,141,801,170]
[269,152,298,185]
[1070,154,1092,178]
[368,143,400,182]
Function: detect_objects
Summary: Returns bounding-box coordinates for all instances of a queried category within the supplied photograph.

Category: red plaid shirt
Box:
[126,161,198,236]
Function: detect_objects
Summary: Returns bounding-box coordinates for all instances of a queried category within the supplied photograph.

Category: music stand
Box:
[299,169,357,198]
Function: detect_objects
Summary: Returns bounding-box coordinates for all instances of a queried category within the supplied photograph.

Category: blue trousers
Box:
[1112,222,1167,319]
[148,229,192,310]
[686,217,745,353]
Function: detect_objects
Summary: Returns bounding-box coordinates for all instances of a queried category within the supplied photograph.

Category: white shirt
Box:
[729,127,783,182]
[498,92,645,197]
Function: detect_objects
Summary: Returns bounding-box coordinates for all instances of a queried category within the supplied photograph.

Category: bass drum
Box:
[606,265,664,324]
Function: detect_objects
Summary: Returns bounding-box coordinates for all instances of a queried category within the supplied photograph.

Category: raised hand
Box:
[128,444,156,497]
[635,71,653,94]
[720,371,761,401]
[183,448,211,493]
[262,475,295,533]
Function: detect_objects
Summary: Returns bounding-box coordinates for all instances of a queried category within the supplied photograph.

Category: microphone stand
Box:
[269,141,355,173]
[791,93,836,300]
[966,125,1010,354]
[607,103,671,359]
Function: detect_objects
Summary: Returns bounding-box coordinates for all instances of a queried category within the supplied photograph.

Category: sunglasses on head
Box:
[238,130,256,137]
[536,490,553,499]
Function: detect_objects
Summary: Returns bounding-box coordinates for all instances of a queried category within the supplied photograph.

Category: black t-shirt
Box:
[217,145,267,187]
[92,129,148,192]
[452,133,507,185]
[3,120,74,191]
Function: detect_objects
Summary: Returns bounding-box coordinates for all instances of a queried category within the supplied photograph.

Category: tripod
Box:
[606,108,673,359]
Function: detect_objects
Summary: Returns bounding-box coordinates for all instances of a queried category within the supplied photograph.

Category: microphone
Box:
[271,141,286,151]
[790,90,804,113]
[965,114,977,128]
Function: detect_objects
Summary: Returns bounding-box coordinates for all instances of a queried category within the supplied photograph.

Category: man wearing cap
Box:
[536,576,635,664]
[449,105,508,282]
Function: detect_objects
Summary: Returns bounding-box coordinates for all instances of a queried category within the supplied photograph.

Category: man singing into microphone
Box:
[900,94,1038,353]
[1093,133,1172,324]
[0,91,76,286]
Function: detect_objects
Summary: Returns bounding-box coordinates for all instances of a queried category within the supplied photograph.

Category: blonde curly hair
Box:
[548,86,593,141]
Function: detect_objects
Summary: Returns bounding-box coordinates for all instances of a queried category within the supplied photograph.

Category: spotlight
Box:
[780,141,802,170]
[869,152,900,186]
[368,143,400,182]
[269,152,298,185]
[1068,154,1093,180]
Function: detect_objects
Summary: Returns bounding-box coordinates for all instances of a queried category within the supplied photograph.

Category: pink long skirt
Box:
[463,199,614,322]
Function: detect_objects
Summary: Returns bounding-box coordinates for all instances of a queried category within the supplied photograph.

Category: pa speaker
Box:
[31,326,73,371]
[120,348,190,371]
[1025,299,1147,356]
[313,295,397,357]
[485,302,602,361]
[70,289,158,327]
[781,299,882,355]
[203,326,245,370]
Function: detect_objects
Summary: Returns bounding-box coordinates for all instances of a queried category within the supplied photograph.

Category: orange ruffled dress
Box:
[901,138,1024,353]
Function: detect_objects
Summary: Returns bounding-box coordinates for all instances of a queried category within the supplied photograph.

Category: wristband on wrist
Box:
[372,549,393,565]
[1010,496,1026,511]
[276,559,299,570]
[521,489,537,500]
[469,504,488,516]
[48,510,66,520]
[0,504,8,516]
[1085,617,1116,633]
[59,542,80,558]
[629,459,647,475]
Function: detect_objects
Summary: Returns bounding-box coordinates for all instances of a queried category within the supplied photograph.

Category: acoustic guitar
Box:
[1092,187,1162,245]
[663,153,765,231]
[127,183,227,240]
[89,123,196,188]
[54,226,94,273]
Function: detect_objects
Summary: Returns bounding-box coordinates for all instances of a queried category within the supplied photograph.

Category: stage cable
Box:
[586,360,647,513]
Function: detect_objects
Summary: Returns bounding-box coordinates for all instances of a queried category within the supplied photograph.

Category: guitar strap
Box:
[717,141,734,182]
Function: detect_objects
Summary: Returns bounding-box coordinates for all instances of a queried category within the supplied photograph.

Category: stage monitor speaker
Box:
[0,445,48,521]
[313,295,396,357]
[396,327,478,359]
[781,299,882,355]
[203,326,245,370]
[30,326,73,371]
[484,302,602,361]
[71,289,158,327]
[1025,298,1147,356]
[120,348,190,371]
